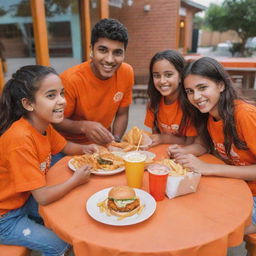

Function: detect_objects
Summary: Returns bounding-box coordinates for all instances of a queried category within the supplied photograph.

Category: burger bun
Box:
[108,186,136,200]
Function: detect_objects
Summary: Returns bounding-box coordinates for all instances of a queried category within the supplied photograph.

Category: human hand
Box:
[168,144,187,158]
[150,134,162,147]
[72,164,91,187]
[82,144,99,154]
[174,154,212,175]
[82,121,114,144]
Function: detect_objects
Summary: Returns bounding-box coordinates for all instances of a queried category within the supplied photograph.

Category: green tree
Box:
[205,0,256,56]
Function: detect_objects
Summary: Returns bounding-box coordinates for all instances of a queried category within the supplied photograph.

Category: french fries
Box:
[97,199,111,215]
[110,141,135,152]
[71,154,96,169]
[70,150,125,171]
[161,159,188,176]
[137,205,145,215]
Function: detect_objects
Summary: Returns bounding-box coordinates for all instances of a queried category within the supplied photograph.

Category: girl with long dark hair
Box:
[173,57,256,234]
[0,65,97,254]
[145,50,205,155]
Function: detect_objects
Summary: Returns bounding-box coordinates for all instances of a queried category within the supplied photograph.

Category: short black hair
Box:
[91,18,128,49]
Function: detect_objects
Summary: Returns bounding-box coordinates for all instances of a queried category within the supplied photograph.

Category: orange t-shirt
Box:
[144,98,197,136]
[60,61,134,144]
[207,101,256,195]
[0,118,67,215]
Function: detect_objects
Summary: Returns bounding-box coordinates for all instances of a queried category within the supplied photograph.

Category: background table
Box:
[40,145,252,256]
[185,55,256,89]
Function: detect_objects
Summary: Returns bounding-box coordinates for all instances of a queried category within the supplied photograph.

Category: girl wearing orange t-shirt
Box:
[0,65,97,255]
[173,57,256,235]
[144,50,205,155]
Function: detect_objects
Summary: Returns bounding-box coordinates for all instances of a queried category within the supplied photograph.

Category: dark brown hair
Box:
[147,50,185,133]
[180,57,248,157]
[0,65,58,135]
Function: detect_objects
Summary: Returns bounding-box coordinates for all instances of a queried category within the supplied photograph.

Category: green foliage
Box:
[193,15,204,29]
[205,4,228,32]
[222,0,256,40]
[204,0,256,56]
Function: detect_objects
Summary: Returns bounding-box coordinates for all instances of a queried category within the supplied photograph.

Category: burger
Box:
[107,186,140,217]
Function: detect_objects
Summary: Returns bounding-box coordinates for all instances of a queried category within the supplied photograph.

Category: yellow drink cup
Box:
[123,152,147,188]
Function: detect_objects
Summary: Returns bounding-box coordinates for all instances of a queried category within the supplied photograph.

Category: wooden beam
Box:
[81,0,91,60]
[0,60,4,94]
[30,0,50,66]
[100,0,109,19]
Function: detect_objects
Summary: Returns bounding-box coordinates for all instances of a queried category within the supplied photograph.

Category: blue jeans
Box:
[0,196,69,256]
[252,197,256,224]
[51,152,66,167]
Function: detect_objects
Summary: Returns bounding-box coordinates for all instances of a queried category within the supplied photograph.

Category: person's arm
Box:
[175,153,256,180]
[150,133,193,147]
[61,141,99,155]
[112,106,129,141]
[31,165,91,205]
[168,136,207,157]
[54,118,114,145]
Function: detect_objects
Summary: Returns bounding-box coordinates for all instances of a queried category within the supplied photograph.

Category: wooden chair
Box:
[0,244,30,256]
[245,234,256,256]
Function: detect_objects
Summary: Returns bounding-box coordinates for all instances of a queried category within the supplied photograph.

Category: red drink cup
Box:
[147,164,170,201]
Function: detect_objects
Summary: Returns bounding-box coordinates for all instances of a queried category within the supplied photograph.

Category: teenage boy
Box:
[54,18,134,145]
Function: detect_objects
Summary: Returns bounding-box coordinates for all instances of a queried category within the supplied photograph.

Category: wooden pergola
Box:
[0,0,109,92]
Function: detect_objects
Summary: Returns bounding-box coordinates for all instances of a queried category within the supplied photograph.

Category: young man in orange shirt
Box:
[54,18,134,147]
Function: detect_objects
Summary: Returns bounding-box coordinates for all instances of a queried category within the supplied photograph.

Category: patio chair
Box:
[0,244,30,256]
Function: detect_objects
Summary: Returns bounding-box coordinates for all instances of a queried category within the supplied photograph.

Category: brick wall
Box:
[110,0,180,84]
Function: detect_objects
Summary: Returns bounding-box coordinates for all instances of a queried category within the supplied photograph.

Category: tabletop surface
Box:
[40,145,252,256]
[184,55,256,68]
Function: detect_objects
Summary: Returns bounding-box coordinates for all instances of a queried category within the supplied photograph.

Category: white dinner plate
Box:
[86,187,156,226]
[68,159,125,176]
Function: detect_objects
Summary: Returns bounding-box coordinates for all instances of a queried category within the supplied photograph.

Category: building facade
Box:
[0,0,204,88]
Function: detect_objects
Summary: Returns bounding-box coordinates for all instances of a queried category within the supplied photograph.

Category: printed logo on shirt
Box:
[214,142,246,165]
[160,123,179,135]
[113,92,124,103]
[39,154,51,173]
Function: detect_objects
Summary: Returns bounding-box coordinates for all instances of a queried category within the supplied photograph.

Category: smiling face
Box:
[184,74,225,120]
[25,74,66,133]
[90,37,125,80]
[152,59,180,103]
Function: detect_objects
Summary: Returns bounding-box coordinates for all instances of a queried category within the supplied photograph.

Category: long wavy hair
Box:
[0,65,58,135]
[147,50,185,133]
[179,57,248,157]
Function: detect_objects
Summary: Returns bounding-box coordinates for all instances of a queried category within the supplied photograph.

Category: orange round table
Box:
[39,145,252,256]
